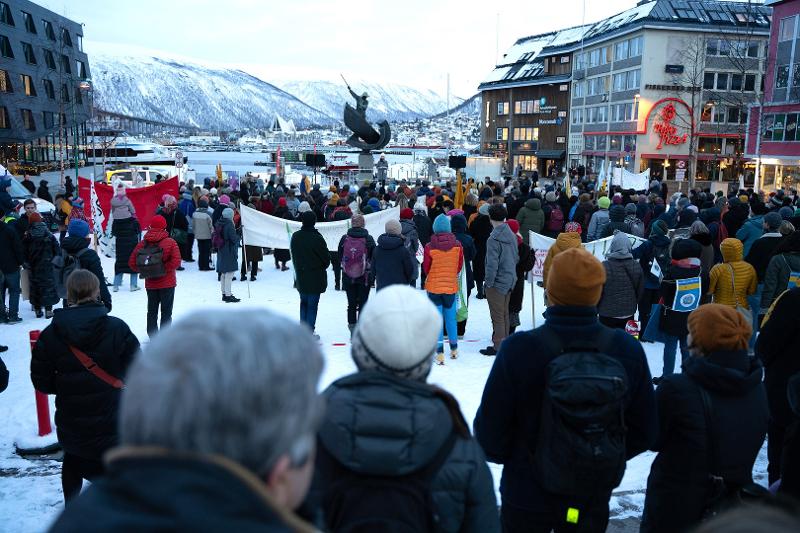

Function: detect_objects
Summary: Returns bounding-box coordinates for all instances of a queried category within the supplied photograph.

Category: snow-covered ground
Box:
[0,251,768,532]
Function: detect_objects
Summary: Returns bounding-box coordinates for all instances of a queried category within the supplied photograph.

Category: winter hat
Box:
[677,197,690,210]
[606,231,633,259]
[351,214,365,228]
[400,208,414,220]
[278,197,287,208]
[546,248,606,307]
[301,210,316,228]
[690,220,709,235]
[625,203,637,215]
[612,195,623,205]
[198,199,209,208]
[478,203,490,216]
[650,219,669,237]
[67,219,90,238]
[219,194,231,206]
[506,219,522,244]
[779,206,794,220]
[162,194,177,206]
[351,285,440,382]
[489,204,508,222]
[28,212,42,223]
[765,212,783,231]
[222,208,234,220]
[671,237,702,260]
[210,187,218,195]
[545,191,557,203]
[367,197,381,211]
[298,201,311,214]
[149,215,167,231]
[688,304,751,353]
[565,221,582,233]
[687,205,699,214]
[116,183,126,194]
[779,220,795,236]
[432,214,451,234]
[598,196,611,209]
[385,219,402,236]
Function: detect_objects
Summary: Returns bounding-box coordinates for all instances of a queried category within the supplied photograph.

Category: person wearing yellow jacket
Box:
[708,238,758,348]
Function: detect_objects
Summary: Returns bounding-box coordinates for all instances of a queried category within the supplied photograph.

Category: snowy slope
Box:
[430,93,481,120]
[276,80,450,122]
[87,43,335,130]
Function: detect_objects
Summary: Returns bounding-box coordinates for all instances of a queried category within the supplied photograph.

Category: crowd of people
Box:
[2,170,800,531]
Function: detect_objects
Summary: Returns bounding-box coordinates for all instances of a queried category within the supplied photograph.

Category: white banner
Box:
[240,205,400,252]
[528,231,647,279]
[620,168,651,191]
[89,179,113,256]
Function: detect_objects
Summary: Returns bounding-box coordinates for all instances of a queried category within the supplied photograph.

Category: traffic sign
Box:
[175,162,184,169]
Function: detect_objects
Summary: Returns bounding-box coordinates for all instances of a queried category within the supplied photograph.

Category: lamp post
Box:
[78,80,94,179]
[411,137,416,180]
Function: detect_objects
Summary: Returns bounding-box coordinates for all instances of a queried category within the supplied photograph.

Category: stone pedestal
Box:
[358,152,374,186]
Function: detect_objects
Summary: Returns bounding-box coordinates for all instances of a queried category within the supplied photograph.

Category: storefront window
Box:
[763,115,775,141]
[624,135,637,153]
[584,136,595,151]
[513,155,538,172]
[786,114,799,141]
[596,135,608,150]
[762,165,776,187]
[609,135,622,151]
[773,114,786,141]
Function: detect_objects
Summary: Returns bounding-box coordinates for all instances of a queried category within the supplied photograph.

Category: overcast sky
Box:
[42,0,641,98]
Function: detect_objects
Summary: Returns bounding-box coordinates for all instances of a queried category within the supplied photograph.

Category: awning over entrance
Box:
[535,149,565,159]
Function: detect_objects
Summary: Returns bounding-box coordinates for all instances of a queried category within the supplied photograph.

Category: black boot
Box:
[35,308,43,318]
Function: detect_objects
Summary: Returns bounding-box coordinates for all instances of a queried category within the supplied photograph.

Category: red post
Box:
[29,330,52,437]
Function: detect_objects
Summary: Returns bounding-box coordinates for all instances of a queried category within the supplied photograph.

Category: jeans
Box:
[747,284,763,351]
[113,273,138,289]
[428,292,458,351]
[0,269,21,317]
[62,452,104,503]
[146,287,175,336]
[197,239,212,270]
[345,281,370,325]
[486,286,511,350]
[299,292,320,331]
[662,334,689,376]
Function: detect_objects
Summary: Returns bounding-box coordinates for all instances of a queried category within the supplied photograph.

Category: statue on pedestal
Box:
[342,77,391,153]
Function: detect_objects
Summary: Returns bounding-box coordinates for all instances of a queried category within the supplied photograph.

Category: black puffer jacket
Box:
[61,235,112,310]
[469,214,493,281]
[451,214,476,291]
[372,233,415,290]
[312,371,500,533]
[598,257,644,319]
[22,222,60,309]
[30,303,139,458]
[0,218,23,274]
[641,351,768,533]
[111,217,140,275]
[659,261,709,338]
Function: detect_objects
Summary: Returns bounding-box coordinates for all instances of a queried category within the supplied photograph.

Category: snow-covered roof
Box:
[583,1,656,40]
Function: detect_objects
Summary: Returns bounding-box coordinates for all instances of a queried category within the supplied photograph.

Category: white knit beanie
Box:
[351,285,440,381]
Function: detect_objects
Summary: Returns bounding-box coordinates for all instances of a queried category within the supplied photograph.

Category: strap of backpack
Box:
[68,345,124,389]
[416,430,458,483]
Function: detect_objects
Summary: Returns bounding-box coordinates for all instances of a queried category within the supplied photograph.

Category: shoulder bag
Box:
[68,345,124,389]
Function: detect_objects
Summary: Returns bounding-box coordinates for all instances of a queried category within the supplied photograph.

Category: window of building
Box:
[715,73,728,91]
[0,69,10,92]
[794,65,800,87]
[744,74,756,91]
[609,135,623,151]
[0,34,13,58]
[611,101,639,122]
[573,80,585,97]
[624,135,637,152]
[780,16,796,42]
[615,40,628,61]
[574,52,586,70]
[629,36,643,57]
[704,72,715,90]
[22,42,36,65]
[587,76,608,96]
[61,83,70,102]
[714,105,726,123]
[572,108,583,124]
[730,73,743,91]
[21,11,37,34]
[706,39,719,56]
[584,136,595,150]
[43,20,56,41]
[777,65,790,89]
[21,109,35,131]
[43,49,56,70]
[0,106,9,129]
[746,41,759,58]
[513,127,539,141]
[76,60,87,79]
[589,47,609,67]
[61,54,72,74]
[596,135,608,150]
[42,78,54,99]
[727,107,741,124]
[496,127,508,141]
[497,102,509,115]
[42,111,54,129]
[612,69,640,92]
[513,155,538,171]
[20,74,36,97]
[587,106,608,123]
[77,34,83,52]
[61,28,73,47]
[773,114,786,141]
[515,100,538,114]
[0,2,14,26]
[74,86,82,104]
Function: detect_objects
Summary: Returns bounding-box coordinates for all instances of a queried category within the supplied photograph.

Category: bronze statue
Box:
[341,76,391,152]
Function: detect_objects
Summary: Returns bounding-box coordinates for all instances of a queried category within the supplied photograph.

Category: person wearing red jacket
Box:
[128,215,182,337]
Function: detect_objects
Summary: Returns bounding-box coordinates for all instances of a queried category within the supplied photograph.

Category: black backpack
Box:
[318,432,457,532]
[648,243,671,285]
[52,248,90,299]
[136,243,166,279]
[533,327,629,496]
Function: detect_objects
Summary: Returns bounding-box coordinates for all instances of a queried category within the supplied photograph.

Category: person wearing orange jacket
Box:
[423,214,463,365]
[128,215,182,337]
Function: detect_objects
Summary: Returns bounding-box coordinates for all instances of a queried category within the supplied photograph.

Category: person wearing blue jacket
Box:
[372,220,415,291]
[474,247,656,532]
[736,203,768,257]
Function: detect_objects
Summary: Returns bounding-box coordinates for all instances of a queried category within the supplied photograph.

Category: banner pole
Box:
[530,272,536,329]
[242,224,251,299]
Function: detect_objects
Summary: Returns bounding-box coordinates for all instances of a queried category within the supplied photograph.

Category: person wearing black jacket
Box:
[111,217,140,292]
[37,180,53,203]
[61,220,112,311]
[338,214,376,335]
[641,304,768,533]
[372,220,415,291]
[157,195,190,267]
[22,212,60,318]
[451,213,476,336]
[469,204,493,299]
[475,248,656,532]
[756,287,800,485]
[413,202,432,288]
[290,211,331,335]
[1,213,24,323]
[31,269,139,502]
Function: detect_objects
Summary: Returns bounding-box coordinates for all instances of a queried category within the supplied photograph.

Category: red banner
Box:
[78,177,179,232]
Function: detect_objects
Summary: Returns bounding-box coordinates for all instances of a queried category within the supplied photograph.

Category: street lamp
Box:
[411,137,416,180]
[77,80,93,181]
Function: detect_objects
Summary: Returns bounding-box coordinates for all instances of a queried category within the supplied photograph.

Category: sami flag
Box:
[673,277,702,313]
[789,271,800,290]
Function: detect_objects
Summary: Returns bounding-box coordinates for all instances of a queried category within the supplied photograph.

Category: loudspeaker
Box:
[305,154,326,167]
[448,155,466,169]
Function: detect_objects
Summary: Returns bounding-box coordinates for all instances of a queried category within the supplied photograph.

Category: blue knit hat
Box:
[68,219,90,238]
[432,214,451,234]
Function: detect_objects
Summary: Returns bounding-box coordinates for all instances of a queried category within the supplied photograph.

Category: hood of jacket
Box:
[429,232,458,251]
[490,222,517,246]
[51,303,110,347]
[553,232,582,253]
[683,350,764,396]
[377,233,404,250]
[144,228,169,244]
[721,238,744,263]
[609,204,627,222]
[28,221,50,239]
[319,371,453,475]
[61,234,90,254]
[607,231,633,259]
[346,227,370,239]
[701,207,721,224]
[525,198,542,211]
[691,232,713,247]
[650,234,671,248]
[400,219,417,234]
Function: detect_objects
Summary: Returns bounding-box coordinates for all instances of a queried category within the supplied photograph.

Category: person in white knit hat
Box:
[309,285,500,531]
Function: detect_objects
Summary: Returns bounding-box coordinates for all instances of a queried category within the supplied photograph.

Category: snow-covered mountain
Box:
[275,80,450,123]
[430,93,482,120]
[87,43,334,130]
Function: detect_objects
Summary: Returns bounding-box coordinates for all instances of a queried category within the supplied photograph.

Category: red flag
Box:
[78,177,180,232]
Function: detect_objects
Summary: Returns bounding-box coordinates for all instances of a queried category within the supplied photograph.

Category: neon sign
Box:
[653,103,688,149]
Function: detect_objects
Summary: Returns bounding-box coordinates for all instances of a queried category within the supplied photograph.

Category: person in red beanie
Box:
[129,215,182,336]
[399,208,420,285]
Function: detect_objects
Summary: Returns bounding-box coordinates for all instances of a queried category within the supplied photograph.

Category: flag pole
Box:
[242,221,251,299]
